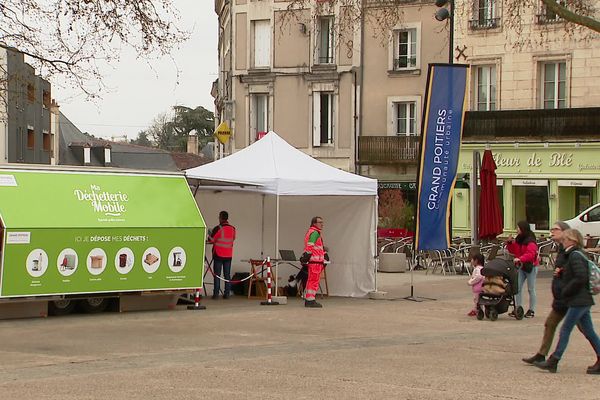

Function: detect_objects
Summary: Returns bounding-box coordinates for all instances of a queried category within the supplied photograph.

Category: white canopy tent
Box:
[185,132,378,297]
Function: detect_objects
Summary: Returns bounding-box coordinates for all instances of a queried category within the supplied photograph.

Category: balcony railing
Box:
[463,107,600,139]
[468,17,500,30]
[358,135,420,165]
[536,13,562,24]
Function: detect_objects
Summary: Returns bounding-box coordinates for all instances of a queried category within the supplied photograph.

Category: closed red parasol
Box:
[478,149,504,239]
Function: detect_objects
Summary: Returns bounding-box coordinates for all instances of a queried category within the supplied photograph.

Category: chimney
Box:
[187,130,198,155]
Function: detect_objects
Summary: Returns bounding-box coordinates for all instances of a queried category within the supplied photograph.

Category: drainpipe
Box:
[356,0,365,175]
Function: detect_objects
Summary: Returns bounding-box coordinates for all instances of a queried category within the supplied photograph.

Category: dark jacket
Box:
[551,245,568,312]
[560,246,594,308]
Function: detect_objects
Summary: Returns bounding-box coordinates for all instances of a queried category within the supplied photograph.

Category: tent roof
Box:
[185,132,377,196]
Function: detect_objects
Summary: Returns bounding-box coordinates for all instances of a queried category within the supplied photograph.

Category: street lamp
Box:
[434,0,454,64]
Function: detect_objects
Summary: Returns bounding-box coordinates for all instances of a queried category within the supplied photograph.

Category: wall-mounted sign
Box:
[512,179,548,187]
[557,180,597,187]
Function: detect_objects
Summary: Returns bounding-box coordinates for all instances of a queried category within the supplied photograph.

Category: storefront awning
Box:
[558,179,597,187]
[512,179,548,187]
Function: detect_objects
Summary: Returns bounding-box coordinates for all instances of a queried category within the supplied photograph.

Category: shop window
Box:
[576,187,594,215]
[27,128,35,149]
[515,186,549,230]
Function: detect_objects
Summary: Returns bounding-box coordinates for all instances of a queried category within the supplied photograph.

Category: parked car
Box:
[565,203,600,237]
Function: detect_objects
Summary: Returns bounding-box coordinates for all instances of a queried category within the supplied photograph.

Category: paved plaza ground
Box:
[0,269,599,399]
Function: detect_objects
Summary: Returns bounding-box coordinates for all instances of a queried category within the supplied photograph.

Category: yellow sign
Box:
[214,122,232,144]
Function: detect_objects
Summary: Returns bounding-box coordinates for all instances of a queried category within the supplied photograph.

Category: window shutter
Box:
[313,93,321,147]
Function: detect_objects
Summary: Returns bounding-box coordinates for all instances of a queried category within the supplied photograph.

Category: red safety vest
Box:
[304,226,324,263]
[212,223,236,258]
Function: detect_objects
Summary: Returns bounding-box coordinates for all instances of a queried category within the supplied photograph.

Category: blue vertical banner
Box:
[415,64,469,251]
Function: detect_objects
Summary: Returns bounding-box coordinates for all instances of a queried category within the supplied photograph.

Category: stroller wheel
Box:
[489,308,499,321]
[476,308,484,320]
[515,306,525,320]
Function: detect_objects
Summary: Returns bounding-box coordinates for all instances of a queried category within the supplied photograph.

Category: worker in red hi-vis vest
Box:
[209,210,236,300]
[301,216,328,308]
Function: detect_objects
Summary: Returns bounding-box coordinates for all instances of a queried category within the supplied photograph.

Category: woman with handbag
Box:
[506,220,539,318]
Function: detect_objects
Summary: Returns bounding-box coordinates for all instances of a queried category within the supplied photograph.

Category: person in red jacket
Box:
[209,211,236,299]
[301,216,327,308]
[506,220,539,318]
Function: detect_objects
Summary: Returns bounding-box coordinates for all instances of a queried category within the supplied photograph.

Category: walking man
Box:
[209,211,236,299]
[302,216,326,308]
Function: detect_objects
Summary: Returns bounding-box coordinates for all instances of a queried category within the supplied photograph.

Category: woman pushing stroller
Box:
[506,221,539,318]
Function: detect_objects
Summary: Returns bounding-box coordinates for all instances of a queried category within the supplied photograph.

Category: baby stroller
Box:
[477,258,524,321]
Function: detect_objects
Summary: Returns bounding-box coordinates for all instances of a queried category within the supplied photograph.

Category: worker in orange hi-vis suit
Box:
[301,216,328,308]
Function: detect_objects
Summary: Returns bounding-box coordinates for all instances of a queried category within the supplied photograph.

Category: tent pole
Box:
[373,196,378,292]
[261,195,265,259]
[275,194,280,296]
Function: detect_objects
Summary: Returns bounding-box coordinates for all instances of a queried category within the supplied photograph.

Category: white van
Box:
[565,203,600,237]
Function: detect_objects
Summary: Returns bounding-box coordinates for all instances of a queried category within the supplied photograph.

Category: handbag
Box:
[521,261,534,274]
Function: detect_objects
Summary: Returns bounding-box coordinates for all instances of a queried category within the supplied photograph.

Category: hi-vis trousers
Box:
[305,263,323,301]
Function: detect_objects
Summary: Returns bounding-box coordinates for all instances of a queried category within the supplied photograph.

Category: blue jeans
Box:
[553,306,600,360]
[213,257,232,297]
[516,267,537,312]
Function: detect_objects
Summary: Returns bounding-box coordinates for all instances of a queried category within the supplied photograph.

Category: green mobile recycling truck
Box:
[0,166,205,318]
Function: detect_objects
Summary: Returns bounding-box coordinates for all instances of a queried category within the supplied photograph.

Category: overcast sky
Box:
[55,1,218,141]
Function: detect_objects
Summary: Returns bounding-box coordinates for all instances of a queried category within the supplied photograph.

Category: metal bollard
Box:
[260,257,279,306]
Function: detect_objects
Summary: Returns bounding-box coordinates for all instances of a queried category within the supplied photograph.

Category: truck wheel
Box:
[49,299,77,316]
[79,297,109,314]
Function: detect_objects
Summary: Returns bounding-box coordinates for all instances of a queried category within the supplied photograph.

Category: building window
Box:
[27,128,35,149]
[251,94,268,142]
[43,131,51,151]
[537,1,564,24]
[474,65,497,111]
[313,92,334,146]
[541,61,567,109]
[252,20,271,68]
[470,0,499,29]
[42,90,51,108]
[393,28,417,70]
[316,16,334,64]
[394,102,417,136]
[27,84,35,102]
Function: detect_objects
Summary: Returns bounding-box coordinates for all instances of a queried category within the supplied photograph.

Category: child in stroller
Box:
[477,258,525,321]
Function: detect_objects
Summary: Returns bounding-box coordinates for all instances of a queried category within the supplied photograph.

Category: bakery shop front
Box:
[452,142,600,237]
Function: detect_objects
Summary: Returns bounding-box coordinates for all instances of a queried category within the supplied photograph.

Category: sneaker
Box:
[211,295,218,300]
[525,310,535,318]
[222,294,229,299]
[467,310,477,316]
[508,310,516,317]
